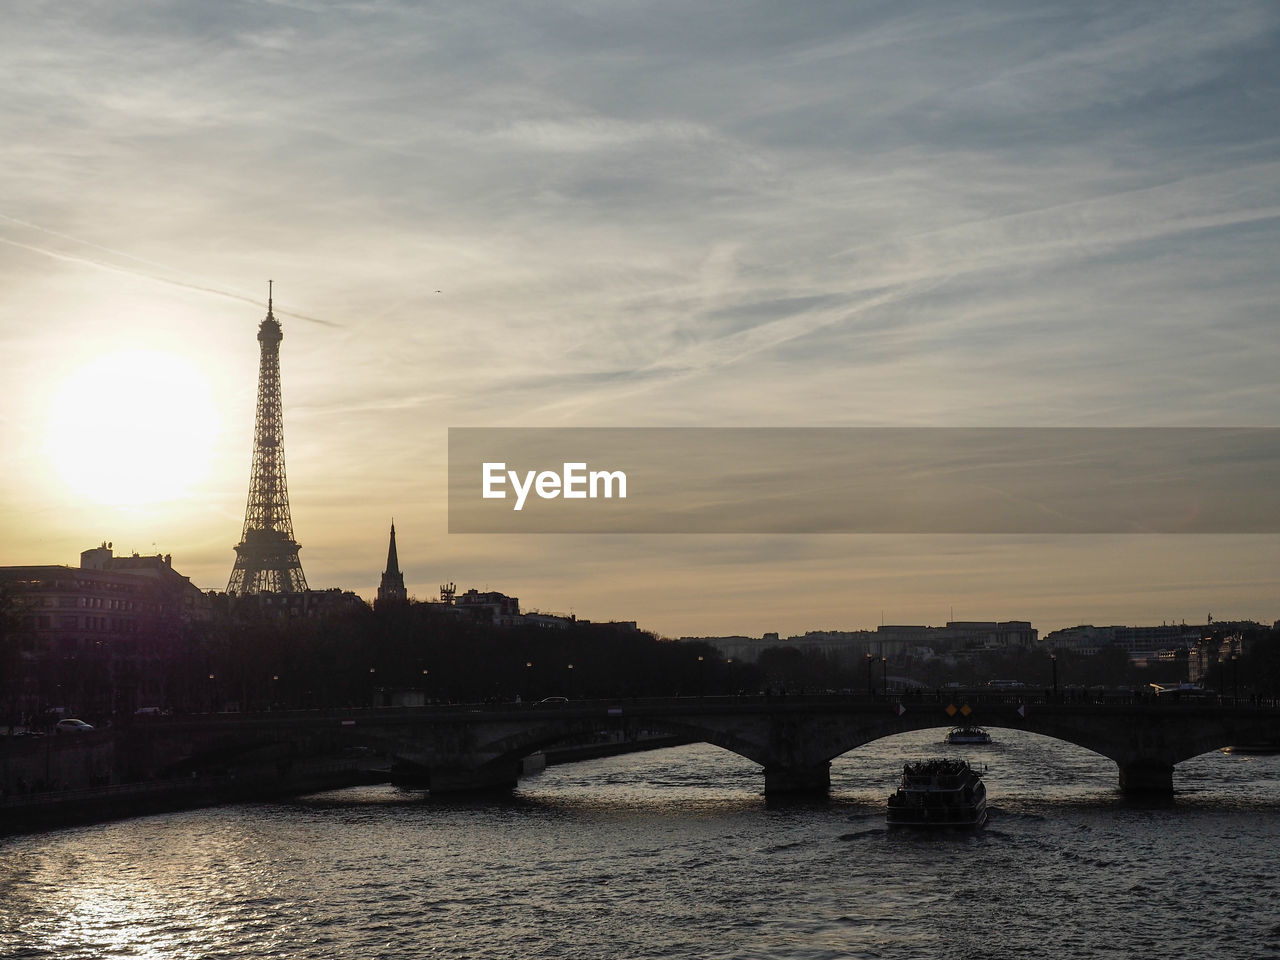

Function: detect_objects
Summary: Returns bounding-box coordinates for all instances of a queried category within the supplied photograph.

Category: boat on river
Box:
[945,724,992,745]
[886,758,987,829]
[1221,743,1280,755]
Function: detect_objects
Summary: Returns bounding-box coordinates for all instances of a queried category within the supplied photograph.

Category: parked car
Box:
[55,718,94,734]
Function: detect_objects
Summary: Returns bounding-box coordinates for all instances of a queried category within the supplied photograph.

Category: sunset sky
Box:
[3,1,1278,638]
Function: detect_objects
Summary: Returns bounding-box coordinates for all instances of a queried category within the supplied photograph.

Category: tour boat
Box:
[945,724,992,745]
[886,758,988,829]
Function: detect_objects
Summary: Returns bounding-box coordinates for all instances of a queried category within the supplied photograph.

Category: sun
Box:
[44,349,220,508]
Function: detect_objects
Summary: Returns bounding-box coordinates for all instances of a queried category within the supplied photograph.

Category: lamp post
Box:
[525,661,533,702]
[567,663,574,699]
[697,655,705,698]
[881,656,888,695]
[865,653,874,697]
[1232,652,1239,704]
[727,658,734,696]
[208,673,216,713]
[1050,653,1058,698]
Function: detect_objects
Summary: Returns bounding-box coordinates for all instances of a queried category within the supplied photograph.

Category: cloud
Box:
[0,223,339,326]
[2,0,1279,630]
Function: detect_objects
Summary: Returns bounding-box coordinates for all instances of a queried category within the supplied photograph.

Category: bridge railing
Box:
[108,689,1280,731]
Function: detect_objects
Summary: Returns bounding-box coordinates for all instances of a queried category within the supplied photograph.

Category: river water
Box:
[2,728,1279,959]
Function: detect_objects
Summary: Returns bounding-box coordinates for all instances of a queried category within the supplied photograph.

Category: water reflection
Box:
[2,734,1278,959]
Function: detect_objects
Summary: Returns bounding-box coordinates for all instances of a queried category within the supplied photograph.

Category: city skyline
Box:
[3,2,1279,637]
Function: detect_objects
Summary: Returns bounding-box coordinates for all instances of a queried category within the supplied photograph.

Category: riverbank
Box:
[0,760,387,835]
[0,734,697,835]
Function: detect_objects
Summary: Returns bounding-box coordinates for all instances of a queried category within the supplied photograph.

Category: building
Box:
[864,621,1037,659]
[216,587,368,621]
[1,543,211,718]
[689,621,1038,664]
[940,621,1038,652]
[1043,623,1202,663]
[1041,625,1112,656]
[683,633,783,663]
[375,522,407,608]
[1188,634,1246,685]
[455,589,522,627]
[524,612,578,630]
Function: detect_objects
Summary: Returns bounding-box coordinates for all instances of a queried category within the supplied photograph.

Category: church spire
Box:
[376,521,407,608]
[386,521,400,576]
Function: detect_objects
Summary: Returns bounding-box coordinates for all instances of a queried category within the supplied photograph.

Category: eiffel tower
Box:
[227,282,308,594]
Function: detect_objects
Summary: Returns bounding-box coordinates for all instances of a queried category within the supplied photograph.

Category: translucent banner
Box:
[448,428,1280,533]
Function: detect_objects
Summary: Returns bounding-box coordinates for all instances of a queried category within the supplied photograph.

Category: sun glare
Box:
[45,350,220,507]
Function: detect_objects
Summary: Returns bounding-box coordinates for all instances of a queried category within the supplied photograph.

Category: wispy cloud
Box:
[0,217,339,326]
[2,0,1278,631]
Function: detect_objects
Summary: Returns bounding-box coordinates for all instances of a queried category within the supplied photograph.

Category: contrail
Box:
[0,220,340,328]
[0,212,213,278]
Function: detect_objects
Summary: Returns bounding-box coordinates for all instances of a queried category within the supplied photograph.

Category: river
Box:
[3,728,1279,959]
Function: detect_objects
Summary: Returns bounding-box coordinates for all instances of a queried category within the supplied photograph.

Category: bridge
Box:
[121,692,1280,797]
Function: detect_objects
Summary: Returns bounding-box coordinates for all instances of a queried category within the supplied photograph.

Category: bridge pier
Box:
[1117,761,1174,794]
[763,761,830,796]
[429,764,519,795]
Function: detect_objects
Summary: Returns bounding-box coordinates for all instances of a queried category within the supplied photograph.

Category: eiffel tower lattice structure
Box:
[227,283,309,594]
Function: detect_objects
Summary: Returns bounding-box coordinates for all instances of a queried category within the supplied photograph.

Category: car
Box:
[55,718,94,734]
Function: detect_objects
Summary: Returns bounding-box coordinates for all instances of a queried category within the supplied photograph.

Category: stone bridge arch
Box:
[493,701,1280,795]
[130,699,1280,797]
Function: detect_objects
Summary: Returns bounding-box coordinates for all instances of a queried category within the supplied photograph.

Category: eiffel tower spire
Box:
[227,283,308,594]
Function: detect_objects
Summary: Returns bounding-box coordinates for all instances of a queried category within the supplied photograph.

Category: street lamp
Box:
[1050,653,1058,698]
[865,653,874,697]
[881,656,888,695]
[1232,652,1239,704]
[567,663,574,699]
[697,655,705,698]
[727,658,735,695]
